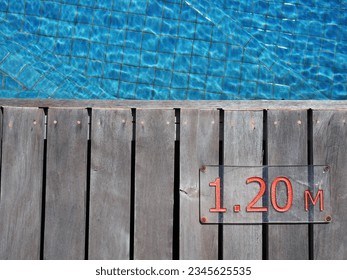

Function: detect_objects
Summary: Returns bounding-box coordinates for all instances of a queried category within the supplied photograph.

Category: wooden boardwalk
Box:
[0,100,346,260]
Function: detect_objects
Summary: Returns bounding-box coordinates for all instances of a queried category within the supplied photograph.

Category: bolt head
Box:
[323,166,330,172]
[200,165,207,173]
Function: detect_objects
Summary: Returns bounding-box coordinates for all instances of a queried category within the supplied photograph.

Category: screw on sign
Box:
[325,215,332,222]
[208,176,326,216]
[200,165,207,173]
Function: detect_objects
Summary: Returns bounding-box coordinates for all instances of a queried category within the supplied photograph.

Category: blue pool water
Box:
[0,0,346,100]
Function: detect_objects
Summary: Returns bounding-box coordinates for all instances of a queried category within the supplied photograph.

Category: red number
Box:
[209,177,227,213]
[305,189,324,211]
[209,175,321,215]
[271,176,293,212]
[246,177,268,212]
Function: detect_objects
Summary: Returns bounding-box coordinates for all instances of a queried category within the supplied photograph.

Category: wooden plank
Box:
[89,109,132,259]
[267,110,308,259]
[2,99,347,110]
[0,107,44,259]
[134,109,175,259]
[44,108,88,259]
[313,110,347,259]
[0,108,2,197]
[180,109,219,259]
[0,108,2,163]
[223,110,263,259]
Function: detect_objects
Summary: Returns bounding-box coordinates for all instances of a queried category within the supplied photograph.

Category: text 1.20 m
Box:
[209,176,324,213]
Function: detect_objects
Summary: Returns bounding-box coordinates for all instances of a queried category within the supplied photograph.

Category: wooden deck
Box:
[0,100,346,260]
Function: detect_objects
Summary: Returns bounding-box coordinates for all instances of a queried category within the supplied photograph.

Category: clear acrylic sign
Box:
[199,165,331,224]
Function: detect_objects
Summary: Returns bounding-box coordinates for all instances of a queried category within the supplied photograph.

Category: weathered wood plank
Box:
[134,109,175,259]
[0,108,2,176]
[0,107,44,259]
[44,108,88,259]
[2,99,347,110]
[223,110,263,259]
[267,110,308,259]
[89,109,132,259]
[180,109,219,259]
[313,110,347,259]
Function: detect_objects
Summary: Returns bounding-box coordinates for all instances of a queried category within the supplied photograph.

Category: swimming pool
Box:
[0,0,346,100]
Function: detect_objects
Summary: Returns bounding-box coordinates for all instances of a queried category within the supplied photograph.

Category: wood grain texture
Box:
[267,110,308,259]
[0,107,44,259]
[2,99,347,110]
[313,110,347,259]
[180,109,219,259]
[89,109,132,259]
[0,108,2,176]
[44,108,88,259]
[134,109,175,260]
[223,110,263,259]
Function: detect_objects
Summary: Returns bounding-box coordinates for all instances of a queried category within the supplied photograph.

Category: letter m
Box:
[305,190,324,211]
